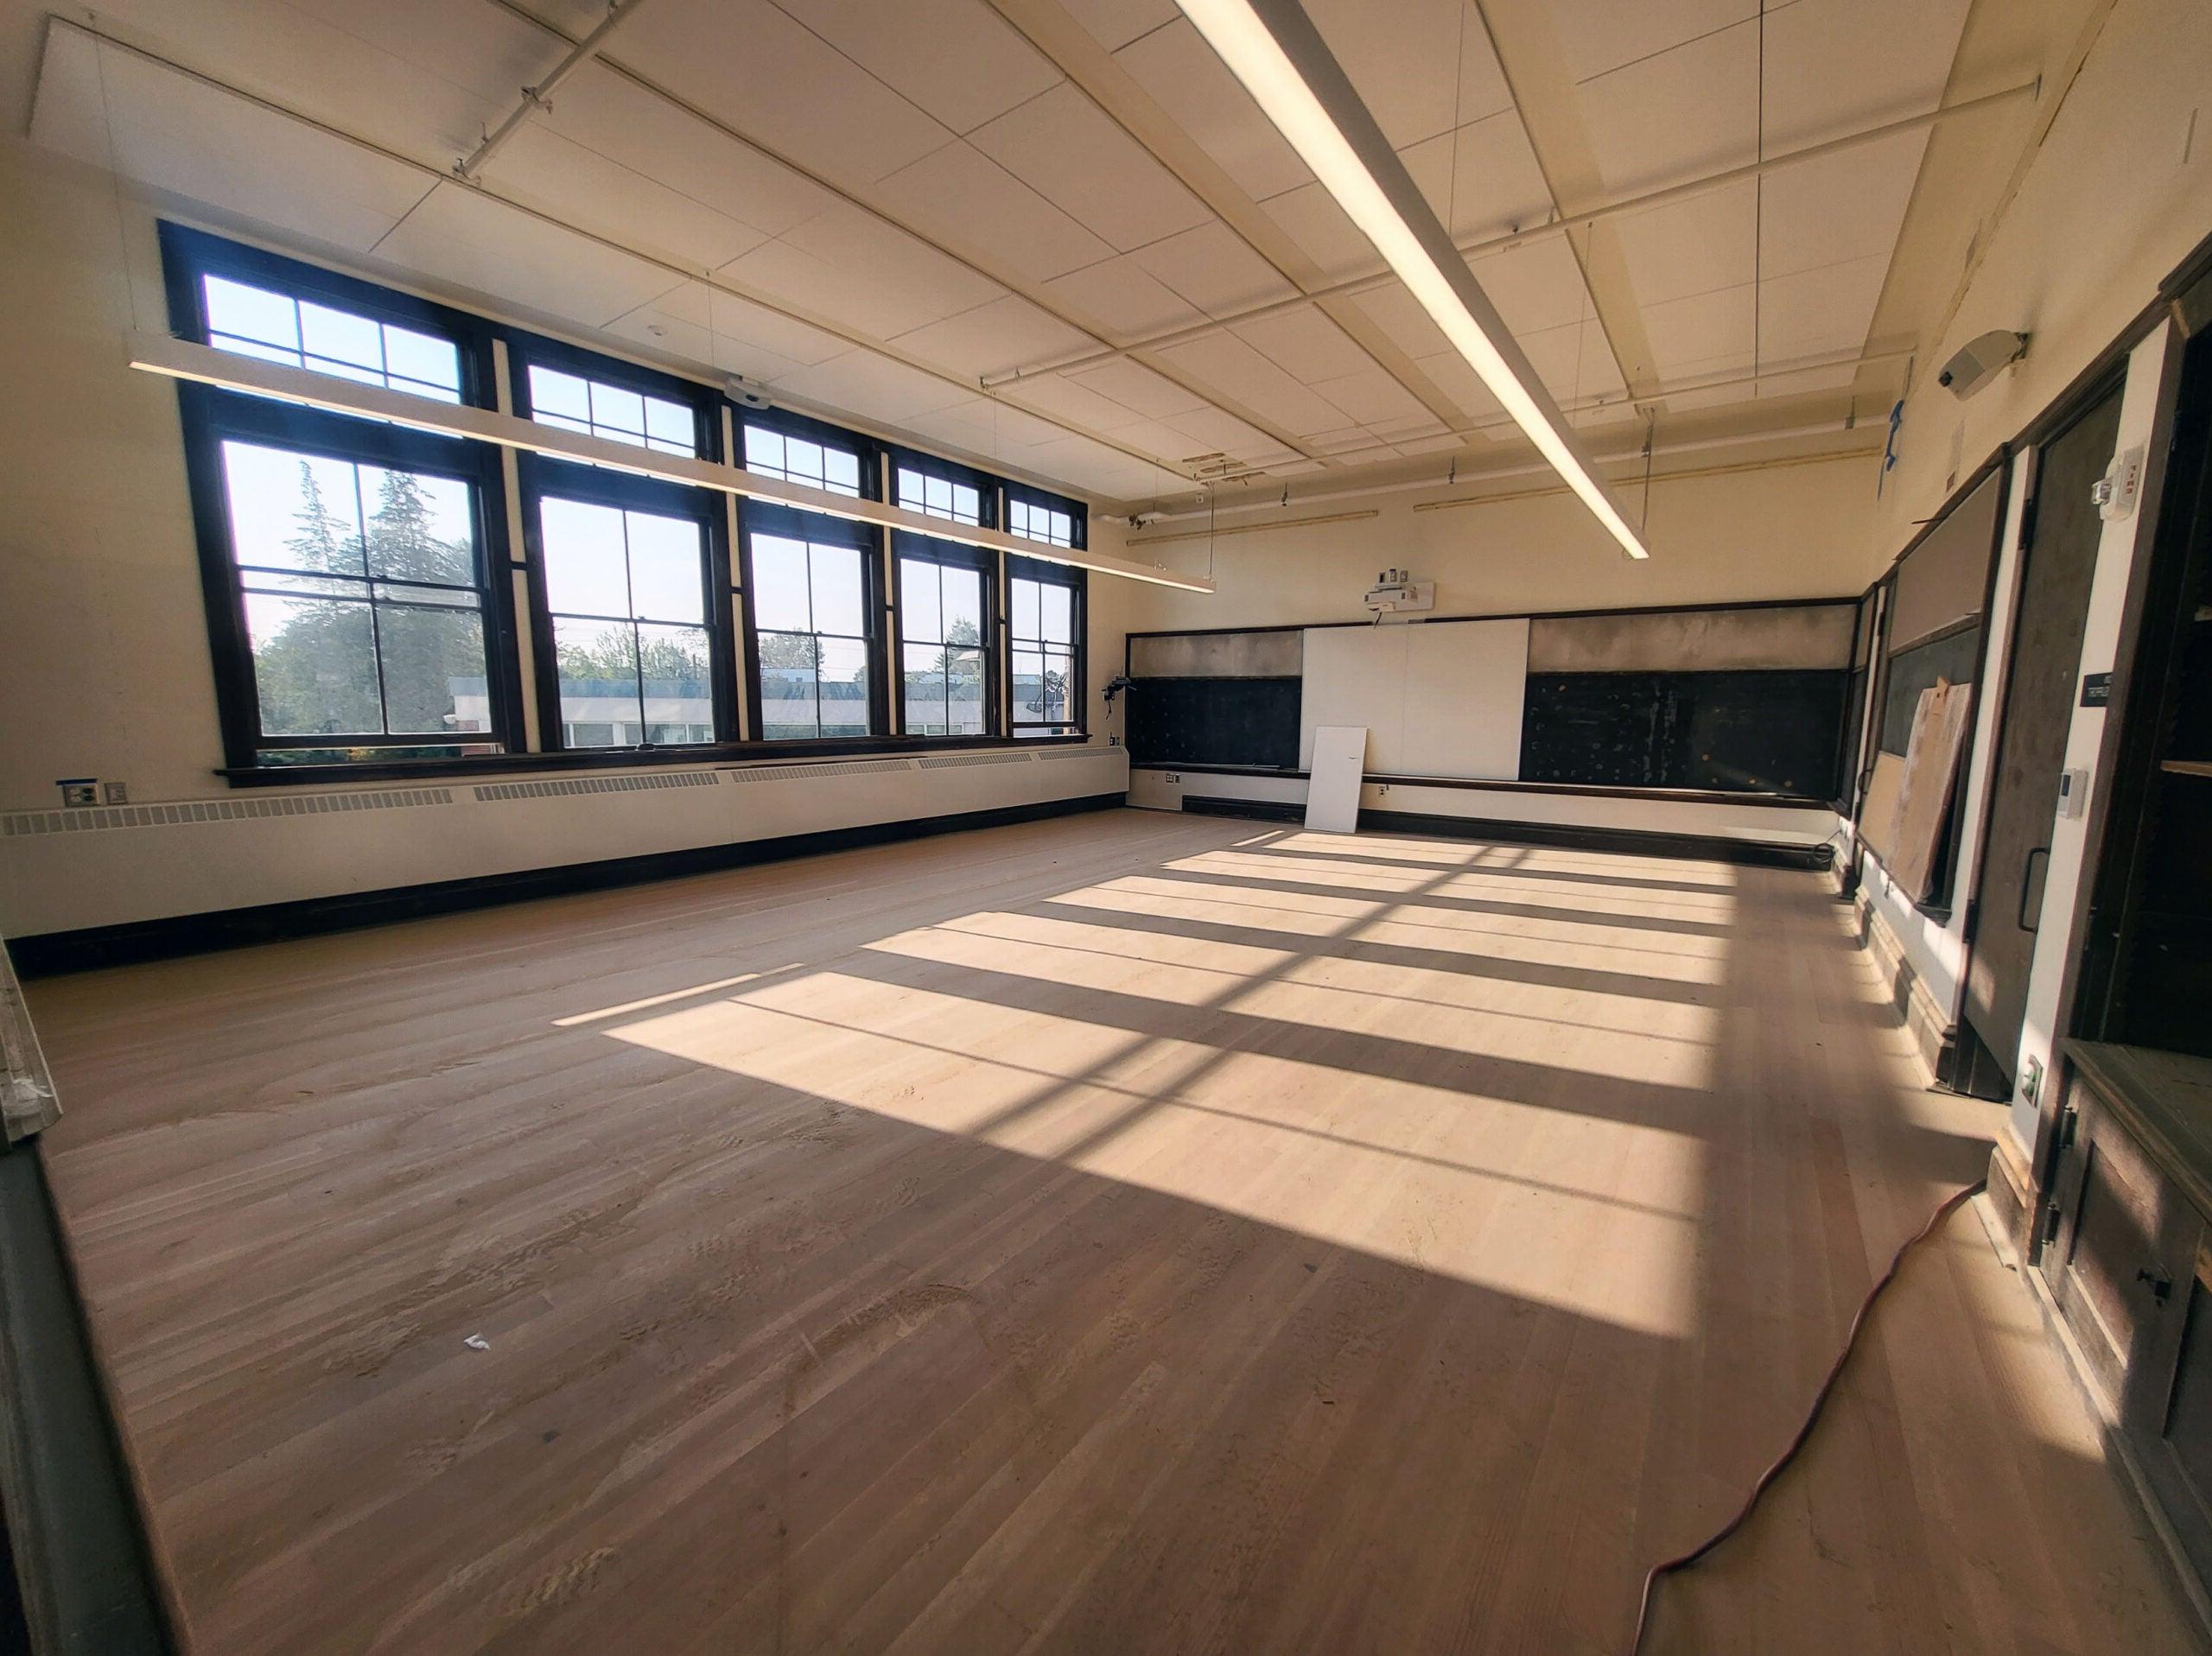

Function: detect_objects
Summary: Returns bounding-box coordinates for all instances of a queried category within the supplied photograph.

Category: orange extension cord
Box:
[1626,1177,1988,1654]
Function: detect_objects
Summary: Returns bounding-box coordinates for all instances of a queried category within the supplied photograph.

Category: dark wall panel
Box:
[1878,625,1981,755]
[1522,669,1847,795]
[1126,677,1300,769]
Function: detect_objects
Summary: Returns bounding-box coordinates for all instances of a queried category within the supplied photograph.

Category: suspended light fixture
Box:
[1173,0,1651,559]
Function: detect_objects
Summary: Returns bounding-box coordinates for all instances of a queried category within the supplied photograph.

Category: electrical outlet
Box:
[102,780,130,805]
[1165,772,1181,784]
[59,778,98,808]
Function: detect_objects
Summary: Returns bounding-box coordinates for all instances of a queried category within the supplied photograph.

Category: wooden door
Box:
[1961,388,2124,1089]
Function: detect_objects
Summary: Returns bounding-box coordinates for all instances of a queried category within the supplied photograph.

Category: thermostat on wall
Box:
[2056,767,2090,820]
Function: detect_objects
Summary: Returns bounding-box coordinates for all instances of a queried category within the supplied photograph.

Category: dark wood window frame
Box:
[737,501,892,744]
[892,531,1001,739]
[738,404,883,501]
[1007,553,1088,738]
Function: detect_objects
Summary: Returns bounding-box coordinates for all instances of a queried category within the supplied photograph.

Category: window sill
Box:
[219,733,1093,787]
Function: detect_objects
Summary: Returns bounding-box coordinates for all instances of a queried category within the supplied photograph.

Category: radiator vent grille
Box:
[915,752,1033,771]
[474,771,719,803]
[3,787,454,836]
[1034,746,1114,763]
[724,758,916,784]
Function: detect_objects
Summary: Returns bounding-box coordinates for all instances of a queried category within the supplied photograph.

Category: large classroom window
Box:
[1007,555,1085,737]
[163,224,1090,777]
[742,506,882,740]
[524,460,731,749]
[894,535,993,738]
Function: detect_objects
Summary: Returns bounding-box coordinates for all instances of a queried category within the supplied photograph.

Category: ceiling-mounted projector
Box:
[1364,567,1433,617]
[1937,329,2029,400]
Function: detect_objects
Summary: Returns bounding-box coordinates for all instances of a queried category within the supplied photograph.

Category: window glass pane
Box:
[385,326,461,393]
[360,466,475,586]
[945,646,985,735]
[899,557,941,643]
[1039,581,1072,644]
[530,366,591,422]
[827,449,861,494]
[902,642,944,735]
[553,616,641,745]
[953,484,979,523]
[749,536,812,632]
[371,581,479,608]
[1007,501,1028,539]
[745,428,785,472]
[205,276,300,352]
[299,301,383,375]
[1011,576,1039,641]
[757,631,819,739]
[942,566,983,643]
[644,399,694,452]
[588,381,646,437]
[625,511,706,624]
[539,498,631,618]
[638,622,714,740]
[1038,649,1073,722]
[1010,645,1044,720]
[787,438,823,480]
[924,475,951,515]
[222,441,365,574]
[245,593,382,735]
[810,542,865,637]
[378,600,487,734]
[816,636,872,736]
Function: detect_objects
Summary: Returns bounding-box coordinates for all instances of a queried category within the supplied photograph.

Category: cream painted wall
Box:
[1099,452,1885,637]
[1867,0,2211,563]
[0,135,1129,939]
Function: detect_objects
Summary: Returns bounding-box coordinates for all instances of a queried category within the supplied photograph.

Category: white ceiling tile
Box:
[1755,363,1860,400]
[1758,253,1890,361]
[1305,368,1431,427]
[1116,18,1313,200]
[874,141,1116,282]
[1577,21,1758,197]
[1152,333,1353,436]
[1640,282,1757,380]
[1131,221,1299,319]
[1394,432,1471,456]
[601,282,840,384]
[1069,358,1210,419]
[891,295,1096,379]
[725,201,1005,337]
[1471,238,1598,336]
[1353,282,1452,361]
[1230,308,1374,384]
[480,124,771,270]
[1433,111,1557,243]
[1062,0,1182,53]
[969,82,1212,252]
[1000,371,1158,434]
[1764,0,1971,151]
[1083,414,1208,463]
[1515,318,1628,406]
[1552,0,1756,83]
[614,0,952,188]
[535,63,836,239]
[1041,257,1209,338]
[1413,351,1505,422]
[768,350,973,422]
[1308,0,1513,149]
[1611,182,1758,308]
[1758,131,1926,281]
[769,0,1063,134]
[1259,180,1382,283]
[29,24,428,254]
[1159,404,1285,462]
[376,182,684,327]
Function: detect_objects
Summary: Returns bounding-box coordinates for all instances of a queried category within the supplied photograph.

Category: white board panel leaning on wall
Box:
[1299,619,1530,781]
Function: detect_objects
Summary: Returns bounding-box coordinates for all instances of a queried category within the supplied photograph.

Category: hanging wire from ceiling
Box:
[89,38,145,335]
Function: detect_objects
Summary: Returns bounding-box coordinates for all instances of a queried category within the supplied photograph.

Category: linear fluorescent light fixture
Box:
[124,332,1215,593]
[1176,0,1650,559]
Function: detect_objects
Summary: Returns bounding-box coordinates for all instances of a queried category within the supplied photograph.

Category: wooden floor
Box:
[27,809,2205,1653]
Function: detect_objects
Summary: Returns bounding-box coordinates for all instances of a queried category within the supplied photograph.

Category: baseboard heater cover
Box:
[9,792,1127,978]
[1180,795,1832,870]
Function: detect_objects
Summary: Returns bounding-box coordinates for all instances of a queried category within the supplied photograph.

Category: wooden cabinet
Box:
[2044,1043,2212,1588]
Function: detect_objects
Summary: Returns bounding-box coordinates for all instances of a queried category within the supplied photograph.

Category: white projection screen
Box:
[1298,619,1529,780]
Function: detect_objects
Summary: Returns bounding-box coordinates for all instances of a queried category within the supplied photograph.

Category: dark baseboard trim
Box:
[1181,793,1305,824]
[1135,762,1832,809]
[0,1142,172,1653]
[1181,796,1833,870]
[10,792,1126,978]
